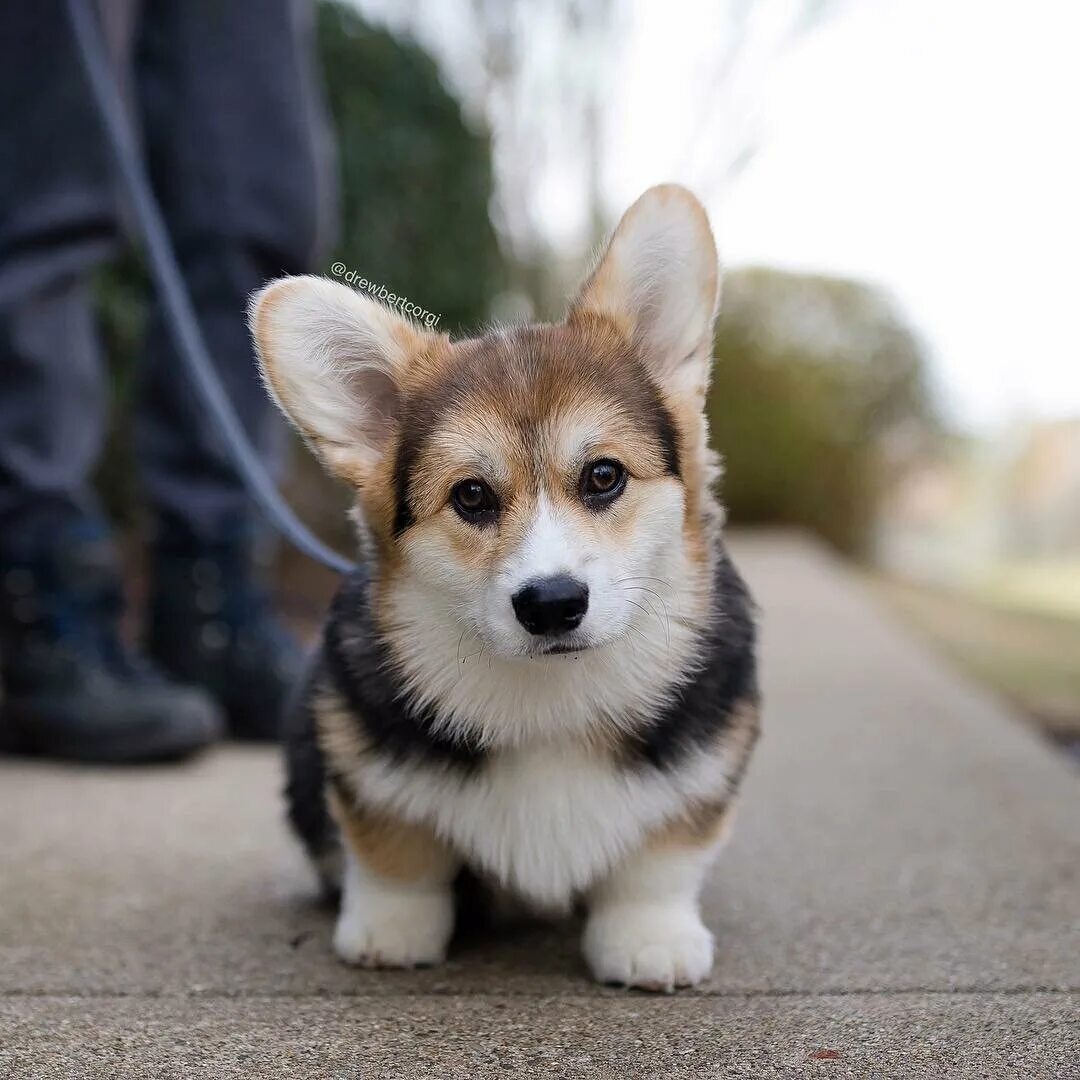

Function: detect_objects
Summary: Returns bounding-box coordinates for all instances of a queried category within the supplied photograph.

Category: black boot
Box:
[147,538,304,741]
[0,526,223,763]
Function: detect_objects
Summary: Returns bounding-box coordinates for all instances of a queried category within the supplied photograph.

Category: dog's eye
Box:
[451,479,498,522]
[581,459,627,506]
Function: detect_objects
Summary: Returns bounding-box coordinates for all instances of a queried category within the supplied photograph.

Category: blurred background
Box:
[94,0,1079,757]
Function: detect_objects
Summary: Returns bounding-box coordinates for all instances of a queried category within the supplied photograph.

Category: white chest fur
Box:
[345,738,734,908]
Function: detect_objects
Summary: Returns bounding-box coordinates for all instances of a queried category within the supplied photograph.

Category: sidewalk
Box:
[2,534,1077,1078]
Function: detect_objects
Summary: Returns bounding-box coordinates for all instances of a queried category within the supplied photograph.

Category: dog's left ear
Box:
[568,184,720,401]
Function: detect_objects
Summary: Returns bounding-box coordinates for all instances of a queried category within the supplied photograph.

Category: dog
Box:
[249,184,760,992]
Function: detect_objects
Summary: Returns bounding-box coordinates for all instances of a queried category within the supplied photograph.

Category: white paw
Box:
[333,886,453,969]
[583,903,714,992]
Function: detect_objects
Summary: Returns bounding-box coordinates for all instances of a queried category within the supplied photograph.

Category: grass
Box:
[872,576,1080,744]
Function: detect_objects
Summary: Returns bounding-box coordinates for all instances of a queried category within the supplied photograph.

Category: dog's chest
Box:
[351,745,696,907]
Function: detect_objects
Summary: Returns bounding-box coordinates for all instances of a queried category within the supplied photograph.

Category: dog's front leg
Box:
[583,812,732,992]
[331,795,458,969]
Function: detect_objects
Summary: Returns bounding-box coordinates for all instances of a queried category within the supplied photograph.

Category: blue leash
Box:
[65,0,356,576]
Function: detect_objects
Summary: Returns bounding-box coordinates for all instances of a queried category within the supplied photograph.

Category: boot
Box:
[0,525,223,763]
[147,537,304,741]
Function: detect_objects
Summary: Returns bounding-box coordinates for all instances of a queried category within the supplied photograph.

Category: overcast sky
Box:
[358,0,1079,434]
[622,0,1080,434]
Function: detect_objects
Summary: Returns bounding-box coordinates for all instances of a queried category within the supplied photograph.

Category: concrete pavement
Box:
[2,534,1077,1077]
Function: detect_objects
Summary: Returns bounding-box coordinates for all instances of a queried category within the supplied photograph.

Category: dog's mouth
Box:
[534,631,608,658]
[541,642,587,656]
[530,625,633,658]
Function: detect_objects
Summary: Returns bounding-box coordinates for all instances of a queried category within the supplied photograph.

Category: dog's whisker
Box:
[478,641,492,673]
[615,575,676,594]
[639,588,673,649]
[624,621,654,659]
[622,583,675,614]
[621,588,672,650]
[625,584,674,612]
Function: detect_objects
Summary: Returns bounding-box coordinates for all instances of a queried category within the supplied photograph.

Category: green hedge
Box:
[708,267,937,556]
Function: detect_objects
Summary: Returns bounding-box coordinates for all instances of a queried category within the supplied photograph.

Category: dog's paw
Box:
[583,903,714,992]
[333,887,453,969]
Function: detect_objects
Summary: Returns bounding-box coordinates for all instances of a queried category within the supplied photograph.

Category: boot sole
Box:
[0,702,219,765]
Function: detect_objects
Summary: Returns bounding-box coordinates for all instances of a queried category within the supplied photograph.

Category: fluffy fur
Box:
[251,184,760,991]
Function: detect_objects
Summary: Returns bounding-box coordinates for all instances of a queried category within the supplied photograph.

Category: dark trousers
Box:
[0,0,336,552]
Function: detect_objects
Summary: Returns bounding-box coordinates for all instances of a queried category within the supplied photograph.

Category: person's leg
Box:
[0,2,120,543]
[135,0,335,542]
[0,0,221,762]
[135,0,337,738]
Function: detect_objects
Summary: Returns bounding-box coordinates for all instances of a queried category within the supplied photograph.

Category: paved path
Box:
[2,535,1077,1078]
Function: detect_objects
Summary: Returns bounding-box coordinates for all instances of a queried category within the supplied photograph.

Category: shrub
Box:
[708,267,938,556]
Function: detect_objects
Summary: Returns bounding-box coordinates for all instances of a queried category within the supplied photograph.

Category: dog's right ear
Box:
[249,276,432,483]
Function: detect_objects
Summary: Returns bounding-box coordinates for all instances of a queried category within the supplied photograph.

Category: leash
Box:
[65,0,357,576]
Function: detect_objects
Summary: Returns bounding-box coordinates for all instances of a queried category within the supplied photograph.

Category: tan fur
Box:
[715,697,762,782]
[361,333,456,539]
[651,800,735,851]
[644,696,758,850]
[329,789,455,884]
[311,683,370,765]
[315,683,458,885]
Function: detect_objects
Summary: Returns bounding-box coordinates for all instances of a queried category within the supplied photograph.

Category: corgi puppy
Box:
[250,185,759,992]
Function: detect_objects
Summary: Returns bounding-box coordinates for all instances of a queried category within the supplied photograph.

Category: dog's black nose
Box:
[512,575,589,636]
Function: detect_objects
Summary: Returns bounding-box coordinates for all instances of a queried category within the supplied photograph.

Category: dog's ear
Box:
[569,184,720,401]
[249,276,433,483]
